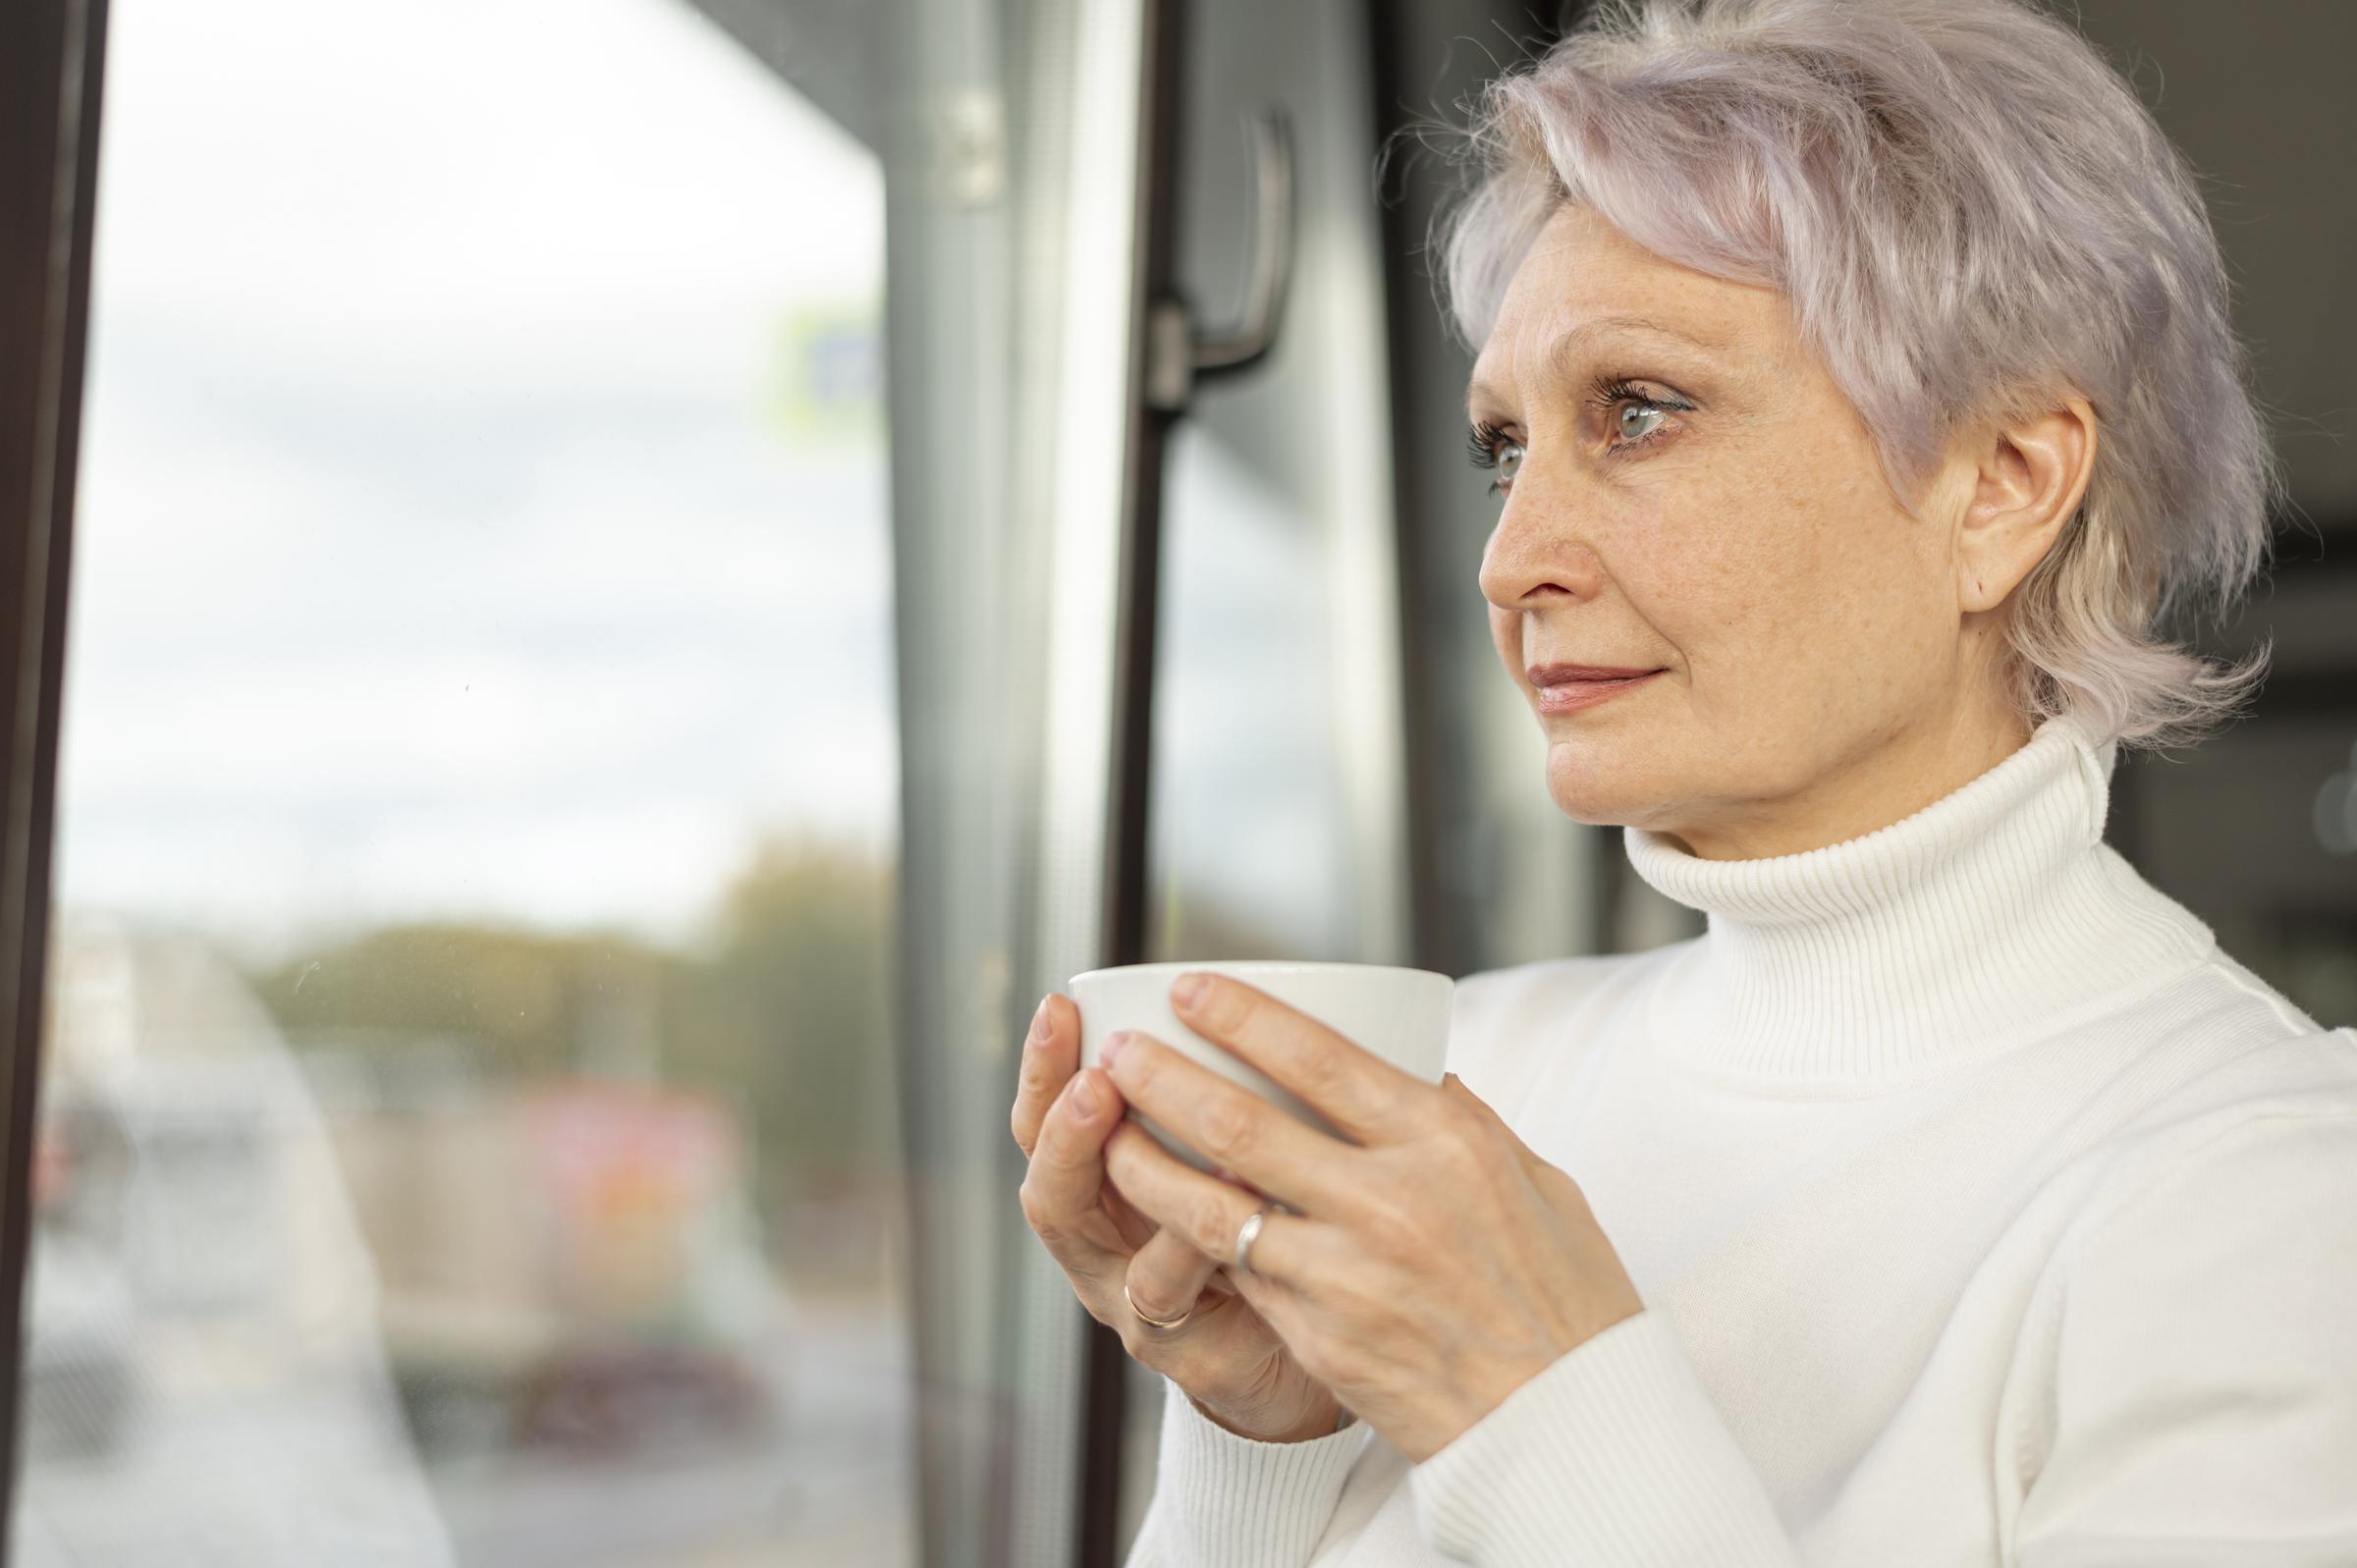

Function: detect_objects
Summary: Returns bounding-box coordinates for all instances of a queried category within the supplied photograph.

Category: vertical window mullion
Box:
[0,1,108,1558]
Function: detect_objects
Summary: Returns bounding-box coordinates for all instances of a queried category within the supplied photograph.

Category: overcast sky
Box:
[55,0,1353,966]
[57,0,896,961]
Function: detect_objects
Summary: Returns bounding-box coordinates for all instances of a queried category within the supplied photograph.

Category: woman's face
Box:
[1469,203,2005,860]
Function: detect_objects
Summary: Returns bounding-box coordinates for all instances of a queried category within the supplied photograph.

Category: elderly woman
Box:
[1011,0,2357,1562]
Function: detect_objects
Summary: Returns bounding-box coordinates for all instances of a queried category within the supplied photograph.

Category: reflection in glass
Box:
[1150,428,1359,961]
[18,1,911,1563]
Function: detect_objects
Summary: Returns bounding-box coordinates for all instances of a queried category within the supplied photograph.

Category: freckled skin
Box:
[1472,205,2096,860]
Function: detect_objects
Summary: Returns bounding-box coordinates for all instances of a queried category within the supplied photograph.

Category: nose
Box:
[1476,477,1608,615]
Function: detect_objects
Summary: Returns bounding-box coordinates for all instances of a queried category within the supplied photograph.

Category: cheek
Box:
[1608,524,1753,670]
[1667,460,1946,706]
[1620,469,1857,678]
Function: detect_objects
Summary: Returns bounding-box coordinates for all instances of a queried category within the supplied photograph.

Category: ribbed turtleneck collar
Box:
[1623,714,2215,1088]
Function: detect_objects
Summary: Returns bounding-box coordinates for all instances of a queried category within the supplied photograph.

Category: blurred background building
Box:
[0,1,2347,1566]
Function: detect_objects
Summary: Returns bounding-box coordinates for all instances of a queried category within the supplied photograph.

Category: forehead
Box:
[1469,206,1788,400]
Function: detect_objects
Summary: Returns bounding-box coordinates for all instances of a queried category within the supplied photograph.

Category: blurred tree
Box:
[253,922,668,1081]
[667,833,899,1208]
[248,835,899,1223]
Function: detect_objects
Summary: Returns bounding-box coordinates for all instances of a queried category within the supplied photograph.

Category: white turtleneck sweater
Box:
[1122,714,2357,1567]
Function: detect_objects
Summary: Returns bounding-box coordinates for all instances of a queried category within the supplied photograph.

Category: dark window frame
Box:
[0,0,107,1555]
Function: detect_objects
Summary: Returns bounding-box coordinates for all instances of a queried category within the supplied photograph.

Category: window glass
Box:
[18,2,909,1563]
[1145,0,1406,968]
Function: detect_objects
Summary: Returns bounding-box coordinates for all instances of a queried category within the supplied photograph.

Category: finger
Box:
[1100,1029,1361,1219]
[1011,994,1078,1159]
[1219,1256,1298,1326]
[1122,1227,1224,1326]
[1017,1067,1126,1279]
[1168,971,1426,1146]
[1101,1180,1159,1252]
[1104,1118,1312,1288]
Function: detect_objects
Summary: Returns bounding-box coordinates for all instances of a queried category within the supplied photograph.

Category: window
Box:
[17,3,910,1562]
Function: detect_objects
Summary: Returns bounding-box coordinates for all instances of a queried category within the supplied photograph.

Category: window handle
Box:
[1145,108,1294,412]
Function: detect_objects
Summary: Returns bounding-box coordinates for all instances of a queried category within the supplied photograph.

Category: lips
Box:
[1527,665,1659,712]
[1527,663,1664,686]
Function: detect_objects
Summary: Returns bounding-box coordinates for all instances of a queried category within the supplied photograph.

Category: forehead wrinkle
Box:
[1466,312,1726,418]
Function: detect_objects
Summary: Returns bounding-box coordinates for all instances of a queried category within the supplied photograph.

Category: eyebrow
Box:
[1464,313,1723,419]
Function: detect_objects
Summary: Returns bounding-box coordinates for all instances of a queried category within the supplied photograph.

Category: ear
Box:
[1955,392,2097,615]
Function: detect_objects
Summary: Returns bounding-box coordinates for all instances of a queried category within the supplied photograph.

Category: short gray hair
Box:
[1430,0,2281,752]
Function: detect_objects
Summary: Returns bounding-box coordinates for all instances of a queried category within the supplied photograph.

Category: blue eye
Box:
[1616,403,1667,444]
[1589,376,1691,454]
[1466,420,1525,496]
[1493,441,1525,495]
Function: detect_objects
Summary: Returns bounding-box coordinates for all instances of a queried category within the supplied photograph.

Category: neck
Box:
[1654,706,2034,862]
[1623,713,2214,1088]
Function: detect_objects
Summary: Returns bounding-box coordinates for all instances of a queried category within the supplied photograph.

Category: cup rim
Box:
[1067,959,1453,989]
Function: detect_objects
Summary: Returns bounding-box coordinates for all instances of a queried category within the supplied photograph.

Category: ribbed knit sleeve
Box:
[1121,1379,1369,1568]
[1407,1309,1802,1566]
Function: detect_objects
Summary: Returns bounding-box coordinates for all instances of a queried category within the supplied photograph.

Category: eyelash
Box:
[1466,376,1693,495]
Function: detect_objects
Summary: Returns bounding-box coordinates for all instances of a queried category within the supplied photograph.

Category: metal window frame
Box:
[1076,3,1181,1551]
[0,0,106,1556]
[862,0,1172,1560]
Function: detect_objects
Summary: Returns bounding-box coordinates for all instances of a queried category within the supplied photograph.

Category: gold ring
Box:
[1124,1282,1194,1330]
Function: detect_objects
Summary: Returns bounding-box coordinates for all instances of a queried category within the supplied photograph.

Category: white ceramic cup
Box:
[1066,960,1454,1175]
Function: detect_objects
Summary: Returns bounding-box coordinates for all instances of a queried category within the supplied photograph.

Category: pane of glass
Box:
[1150,424,1364,961]
[16,2,911,1563]
[1145,0,1407,970]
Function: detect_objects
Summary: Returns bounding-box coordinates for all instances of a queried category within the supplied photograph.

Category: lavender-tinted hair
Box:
[1430,0,2281,752]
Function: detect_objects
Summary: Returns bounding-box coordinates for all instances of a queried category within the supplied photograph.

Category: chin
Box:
[1542,745,1646,829]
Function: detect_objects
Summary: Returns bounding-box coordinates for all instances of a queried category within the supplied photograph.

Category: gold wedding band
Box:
[1125,1283,1194,1330]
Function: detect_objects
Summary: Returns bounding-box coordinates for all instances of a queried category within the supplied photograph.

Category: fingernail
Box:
[1102,1030,1128,1068]
[1069,1071,1099,1118]
[1172,972,1209,1008]
[1028,996,1053,1045]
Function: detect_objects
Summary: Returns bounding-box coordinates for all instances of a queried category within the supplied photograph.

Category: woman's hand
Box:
[1011,992,1344,1444]
[1096,972,1646,1465]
